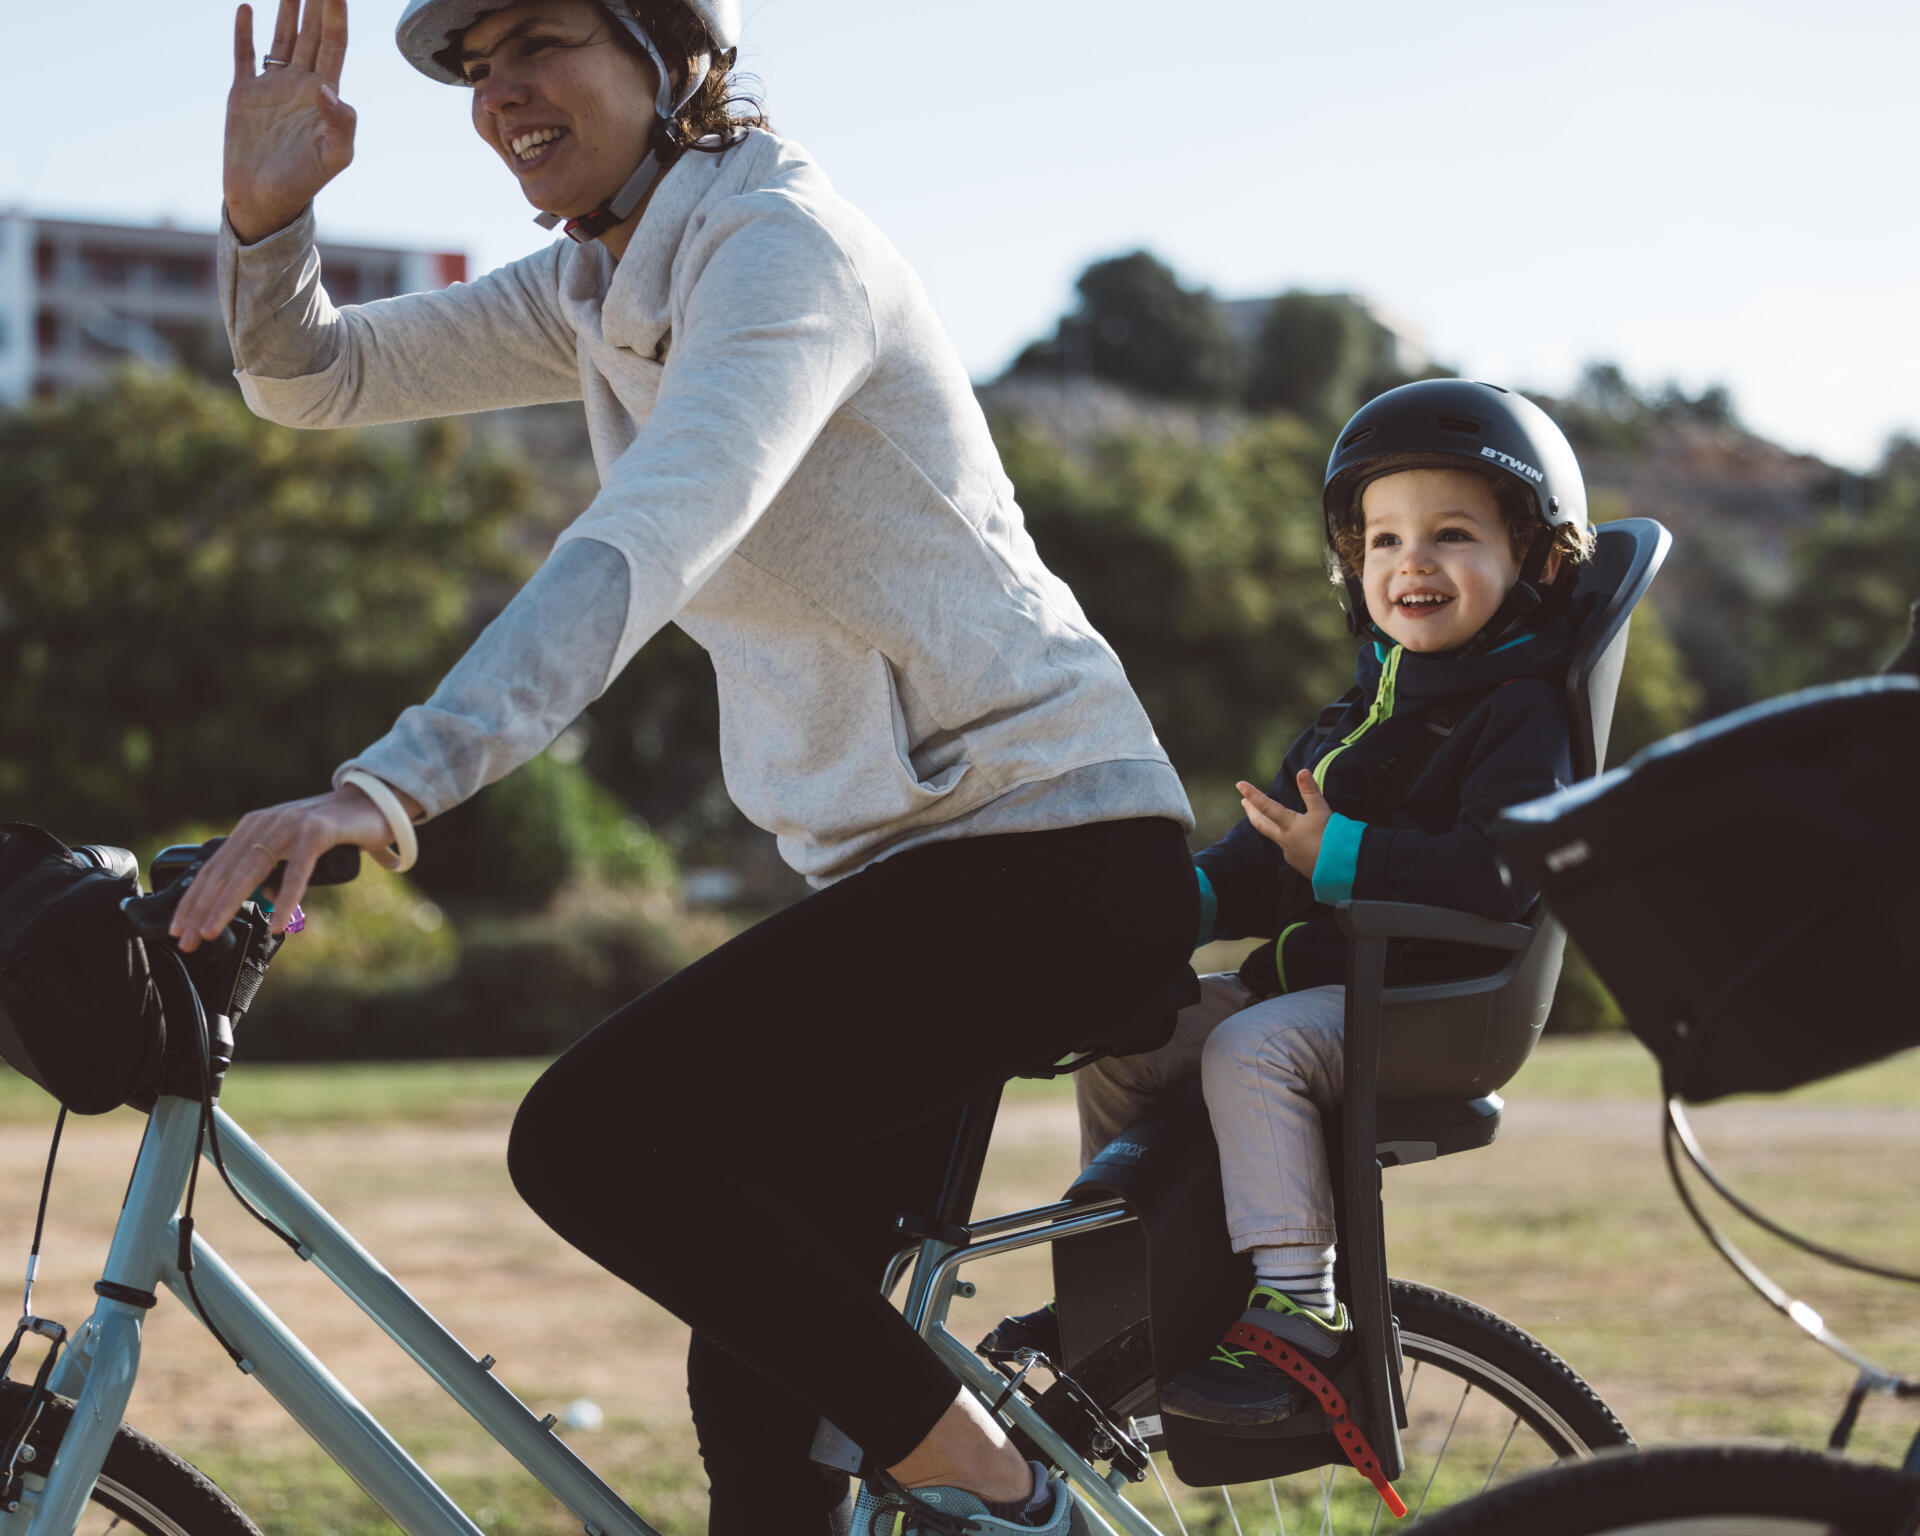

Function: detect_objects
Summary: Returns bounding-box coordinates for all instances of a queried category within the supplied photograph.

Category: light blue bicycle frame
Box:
[2,1091,1167,1536]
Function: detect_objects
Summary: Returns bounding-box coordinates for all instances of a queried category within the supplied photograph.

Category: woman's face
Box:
[461,0,658,220]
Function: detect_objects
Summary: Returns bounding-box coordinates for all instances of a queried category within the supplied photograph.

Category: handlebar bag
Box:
[1495,677,1920,1102]
[0,823,166,1114]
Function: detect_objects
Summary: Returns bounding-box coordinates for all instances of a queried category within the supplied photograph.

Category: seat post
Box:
[931,1092,1002,1229]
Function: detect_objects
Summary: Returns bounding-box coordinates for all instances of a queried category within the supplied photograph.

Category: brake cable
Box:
[0,1109,71,1513]
[156,942,303,1370]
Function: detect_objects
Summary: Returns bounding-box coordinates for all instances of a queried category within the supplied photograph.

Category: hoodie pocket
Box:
[875,649,972,805]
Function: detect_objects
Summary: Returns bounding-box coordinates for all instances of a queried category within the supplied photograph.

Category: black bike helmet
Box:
[1323,379,1588,653]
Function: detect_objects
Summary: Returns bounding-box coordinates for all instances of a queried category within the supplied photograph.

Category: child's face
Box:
[1358,469,1545,652]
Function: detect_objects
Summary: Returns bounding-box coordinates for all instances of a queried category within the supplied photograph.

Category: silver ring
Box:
[262,55,291,68]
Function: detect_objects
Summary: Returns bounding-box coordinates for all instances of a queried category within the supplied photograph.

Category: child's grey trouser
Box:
[1074,975,1346,1251]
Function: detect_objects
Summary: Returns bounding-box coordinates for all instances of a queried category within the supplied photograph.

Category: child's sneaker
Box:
[1159,1286,1354,1430]
[850,1465,1089,1534]
[976,1300,1060,1359]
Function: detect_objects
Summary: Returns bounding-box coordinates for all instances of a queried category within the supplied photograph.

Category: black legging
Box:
[507,816,1195,1533]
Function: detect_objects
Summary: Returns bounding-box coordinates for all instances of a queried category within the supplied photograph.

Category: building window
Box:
[83,248,129,287]
[36,310,60,351]
[160,257,210,291]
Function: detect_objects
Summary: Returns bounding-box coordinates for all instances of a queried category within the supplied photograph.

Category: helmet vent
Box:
[1436,416,1484,435]
[1339,426,1374,449]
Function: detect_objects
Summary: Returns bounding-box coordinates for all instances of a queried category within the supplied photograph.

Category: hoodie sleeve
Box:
[1350,680,1572,919]
[546,194,878,683]
[1193,719,1325,939]
[219,205,582,426]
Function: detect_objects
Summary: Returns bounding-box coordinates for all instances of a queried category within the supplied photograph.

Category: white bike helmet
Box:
[395,0,742,241]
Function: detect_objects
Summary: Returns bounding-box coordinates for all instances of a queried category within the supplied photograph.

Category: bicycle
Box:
[0,834,1632,1536]
[1406,666,1920,1535]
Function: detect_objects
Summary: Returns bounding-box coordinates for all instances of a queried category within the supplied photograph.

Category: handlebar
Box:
[122,837,361,941]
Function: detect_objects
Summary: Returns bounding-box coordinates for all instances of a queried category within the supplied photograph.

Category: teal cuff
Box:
[1312,813,1367,905]
[1194,866,1218,947]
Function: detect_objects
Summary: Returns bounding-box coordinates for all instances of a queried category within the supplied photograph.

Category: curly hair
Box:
[1329,467,1595,585]
[621,0,770,147]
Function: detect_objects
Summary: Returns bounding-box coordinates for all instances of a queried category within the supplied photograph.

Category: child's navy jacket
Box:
[1195,606,1581,998]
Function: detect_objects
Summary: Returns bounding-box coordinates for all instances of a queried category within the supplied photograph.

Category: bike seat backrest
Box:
[1364,518,1672,1105]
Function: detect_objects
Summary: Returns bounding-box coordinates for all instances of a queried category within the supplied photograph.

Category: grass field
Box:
[3,1035,1918,1534]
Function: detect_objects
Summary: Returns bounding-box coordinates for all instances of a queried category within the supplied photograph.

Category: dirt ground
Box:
[2,1071,1917,1531]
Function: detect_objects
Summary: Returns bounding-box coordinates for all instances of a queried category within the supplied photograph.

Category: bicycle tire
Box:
[1,1381,261,1536]
[1034,1279,1631,1531]
[1413,1444,1920,1535]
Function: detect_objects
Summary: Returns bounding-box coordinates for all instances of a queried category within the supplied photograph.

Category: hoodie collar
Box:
[1357,610,1576,700]
[554,128,772,358]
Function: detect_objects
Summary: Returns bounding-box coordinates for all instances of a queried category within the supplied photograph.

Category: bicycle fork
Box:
[3,1096,204,1536]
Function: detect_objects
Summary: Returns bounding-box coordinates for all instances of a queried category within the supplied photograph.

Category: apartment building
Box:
[0,211,466,403]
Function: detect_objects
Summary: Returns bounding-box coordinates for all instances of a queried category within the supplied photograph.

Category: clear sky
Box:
[17,0,1917,468]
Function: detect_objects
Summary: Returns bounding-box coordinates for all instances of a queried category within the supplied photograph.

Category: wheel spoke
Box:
[1316,1465,1333,1536]
[1268,1479,1288,1536]
[1409,1382,1472,1522]
[1221,1483,1246,1535]
[1146,1453,1191,1536]
[1481,1415,1523,1493]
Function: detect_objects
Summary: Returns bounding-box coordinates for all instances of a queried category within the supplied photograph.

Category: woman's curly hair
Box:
[621,0,770,147]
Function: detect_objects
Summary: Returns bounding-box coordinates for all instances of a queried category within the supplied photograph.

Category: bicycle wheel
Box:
[1036,1280,1631,1532]
[1,1382,260,1536]
[1413,1444,1920,1535]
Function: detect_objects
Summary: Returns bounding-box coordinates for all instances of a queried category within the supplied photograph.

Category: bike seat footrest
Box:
[1225,1320,1407,1517]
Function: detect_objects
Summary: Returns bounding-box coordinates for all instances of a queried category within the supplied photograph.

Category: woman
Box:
[174,0,1196,1529]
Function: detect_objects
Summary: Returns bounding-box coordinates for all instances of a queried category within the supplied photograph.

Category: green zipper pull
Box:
[1312,644,1402,790]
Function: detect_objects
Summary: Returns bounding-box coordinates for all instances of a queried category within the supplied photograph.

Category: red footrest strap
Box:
[1225,1320,1407,1518]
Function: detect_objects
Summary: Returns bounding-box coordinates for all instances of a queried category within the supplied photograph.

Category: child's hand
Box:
[1237,771,1332,881]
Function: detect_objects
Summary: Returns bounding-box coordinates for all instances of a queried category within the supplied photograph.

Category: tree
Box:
[1764,473,1920,692]
[994,415,1353,836]
[1013,251,1242,403]
[1244,290,1416,423]
[0,369,531,846]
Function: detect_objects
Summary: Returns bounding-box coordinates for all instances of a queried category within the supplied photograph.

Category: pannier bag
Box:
[0,823,165,1114]
[1496,677,1920,1103]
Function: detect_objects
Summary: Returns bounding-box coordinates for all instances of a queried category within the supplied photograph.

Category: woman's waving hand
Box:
[225,0,357,243]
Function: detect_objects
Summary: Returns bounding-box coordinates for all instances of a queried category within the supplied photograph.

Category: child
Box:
[983,379,1596,1430]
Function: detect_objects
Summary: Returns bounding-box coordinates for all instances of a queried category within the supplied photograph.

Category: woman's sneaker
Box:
[1159,1286,1353,1430]
[850,1465,1089,1534]
[975,1300,1060,1359]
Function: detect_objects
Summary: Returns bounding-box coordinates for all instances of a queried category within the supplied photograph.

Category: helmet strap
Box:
[531,5,713,245]
[1456,527,1556,659]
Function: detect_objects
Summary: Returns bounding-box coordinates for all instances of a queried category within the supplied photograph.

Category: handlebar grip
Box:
[192,837,364,891]
[308,844,363,887]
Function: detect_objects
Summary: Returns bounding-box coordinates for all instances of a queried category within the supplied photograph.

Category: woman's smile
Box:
[507,125,570,169]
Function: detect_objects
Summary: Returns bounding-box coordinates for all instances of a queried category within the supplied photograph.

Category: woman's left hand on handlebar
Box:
[168,786,395,950]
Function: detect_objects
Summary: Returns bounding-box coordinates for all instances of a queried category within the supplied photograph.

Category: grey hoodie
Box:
[219,129,1191,884]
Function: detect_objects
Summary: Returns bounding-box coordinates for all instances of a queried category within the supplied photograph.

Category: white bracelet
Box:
[339,770,420,875]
